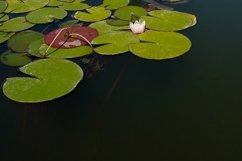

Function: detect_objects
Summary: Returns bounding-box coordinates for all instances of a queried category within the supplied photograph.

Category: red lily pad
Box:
[44,26,98,49]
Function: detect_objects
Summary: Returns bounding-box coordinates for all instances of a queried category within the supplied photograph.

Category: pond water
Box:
[1,0,242,161]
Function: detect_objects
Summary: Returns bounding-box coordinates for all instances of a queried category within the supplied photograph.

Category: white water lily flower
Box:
[129,20,146,34]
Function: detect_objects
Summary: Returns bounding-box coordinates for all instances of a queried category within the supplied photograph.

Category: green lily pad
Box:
[140,9,195,31]
[89,20,129,35]
[129,30,191,60]
[47,0,64,6]
[5,0,49,13]
[0,32,15,43]
[8,31,43,53]
[47,0,75,6]
[74,7,111,22]
[0,0,7,13]
[101,0,130,10]
[106,19,129,26]
[92,31,139,55]
[0,50,32,67]
[0,17,35,32]
[60,0,90,11]
[114,6,147,21]
[26,7,68,24]
[28,39,93,58]
[3,58,83,103]
[58,20,80,27]
[0,14,10,22]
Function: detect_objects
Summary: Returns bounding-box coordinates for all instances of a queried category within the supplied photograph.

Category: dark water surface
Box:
[1,0,242,161]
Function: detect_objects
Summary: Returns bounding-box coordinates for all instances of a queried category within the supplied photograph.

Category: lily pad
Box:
[92,31,139,55]
[28,39,93,58]
[47,0,75,6]
[26,7,68,24]
[114,6,147,21]
[0,14,10,22]
[60,0,90,11]
[44,26,98,48]
[0,50,32,67]
[89,20,129,35]
[140,10,195,31]
[106,19,129,26]
[5,0,49,13]
[74,7,111,22]
[129,30,191,60]
[101,0,130,10]
[3,58,84,103]
[58,20,80,27]
[0,0,7,13]
[47,0,65,6]
[0,32,15,43]
[8,31,43,53]
[0,17,35,32]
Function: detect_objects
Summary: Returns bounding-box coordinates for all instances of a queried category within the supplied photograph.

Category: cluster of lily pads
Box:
[0,0,196,103]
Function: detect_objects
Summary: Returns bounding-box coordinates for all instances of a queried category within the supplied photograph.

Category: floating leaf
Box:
[0,17,35,32]
[26,7,68,24]
[5,0,49,13]
[89,20,129,35]
[114,6,147,21]
[0,14,9,22]
[92,31,139,55]
[3,59,83,103]
[47,0,75,6]
[106,19,129,26]
[0,0,7,13]
[101,0,130,10]
[58,20,80,28]
[0,50,32,67]
[47,0,64,6]
[74,7,111,22]
[0,32,15,43]
[44,26,98,48]
[28,39,93,58]
[60,0,90,11]
[129,30,191,60]
[141,10,195,31]
[8,31,43,53]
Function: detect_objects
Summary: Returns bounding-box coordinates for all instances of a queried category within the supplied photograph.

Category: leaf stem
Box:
[43,27,70,57]
[69,33,93,48]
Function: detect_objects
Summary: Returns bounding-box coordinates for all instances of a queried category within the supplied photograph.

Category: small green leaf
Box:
[101,0,130,10]
[89,20,129,35]
[0,14,9,22]
[5,0,49,13]
[8,31,43,53]
[26,7,68,24]
[47,0,65,6]
[92,31,139,55]
[0,17,35,32]
[0,0,7,13]
[60,0,90,11]
[0,50,32,67]
[129,30,191,60]
[114,6,147,21]
[106,19,130,26]
[58,20,80,28]
[74,7,111,22]
[0,32,15,43]
[3,59,84,103]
